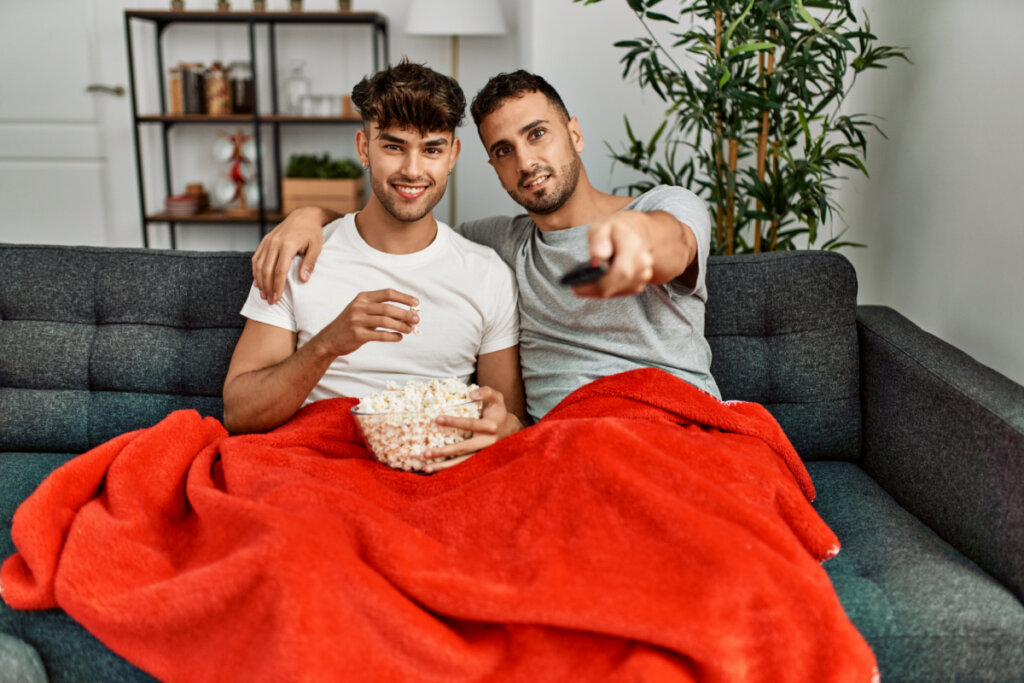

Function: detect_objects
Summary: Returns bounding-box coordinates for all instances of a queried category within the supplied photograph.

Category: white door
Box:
[0,0,140,247]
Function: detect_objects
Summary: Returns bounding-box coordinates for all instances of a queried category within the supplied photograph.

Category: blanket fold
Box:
[2,368,875,682]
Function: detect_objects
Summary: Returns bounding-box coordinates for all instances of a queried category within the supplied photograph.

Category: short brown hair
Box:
[470,70,570,127]
[351,58,466,135]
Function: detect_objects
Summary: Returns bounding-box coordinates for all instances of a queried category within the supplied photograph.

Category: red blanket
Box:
[2,369,875,682]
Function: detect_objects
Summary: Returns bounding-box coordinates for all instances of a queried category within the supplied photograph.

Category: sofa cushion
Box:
[810,461,1024,682]
[706,252,860,461]
[0,246,250,452]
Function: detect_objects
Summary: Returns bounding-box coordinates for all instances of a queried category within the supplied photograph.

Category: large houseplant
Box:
[574,0,909,254]
[281,153,365,216]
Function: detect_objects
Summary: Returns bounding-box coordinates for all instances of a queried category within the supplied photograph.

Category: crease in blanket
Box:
[2,368,876,682]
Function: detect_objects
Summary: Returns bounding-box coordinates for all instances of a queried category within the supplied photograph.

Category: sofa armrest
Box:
[857,305,1024,602]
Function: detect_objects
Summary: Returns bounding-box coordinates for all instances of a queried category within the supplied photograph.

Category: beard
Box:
[507,154,582,215]
[369,171,448,223]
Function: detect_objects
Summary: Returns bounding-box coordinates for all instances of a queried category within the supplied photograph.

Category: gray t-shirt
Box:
[457,185,720,420]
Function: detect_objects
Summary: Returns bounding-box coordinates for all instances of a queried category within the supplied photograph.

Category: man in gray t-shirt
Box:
[457,185,718,418]
[251,70,720,422]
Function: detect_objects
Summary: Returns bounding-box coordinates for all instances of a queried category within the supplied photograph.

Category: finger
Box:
[469,385,503,405]
[424,452,475,473]
[426,434,491,460]
[357,329,405,344]
[588,220,615,264]
[361,288,420,309]
[378,303,420,326]
[434,415,498,435]
[251,245,267,297]
[270,249,291,306]
[361,314,417,335]
[298,241,322,282]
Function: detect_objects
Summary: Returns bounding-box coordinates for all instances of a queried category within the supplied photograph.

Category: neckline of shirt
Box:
[330,212,452,268]
[533,195,644,245]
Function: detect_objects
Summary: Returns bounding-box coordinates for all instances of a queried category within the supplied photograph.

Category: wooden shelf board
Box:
[147,210,284,223]
[137,114,360,123]
[126,10,384,23]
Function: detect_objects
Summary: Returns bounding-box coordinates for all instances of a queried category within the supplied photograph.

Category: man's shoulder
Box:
[455,213,533,238]
[630,184,703,209]
[446,224,515,270]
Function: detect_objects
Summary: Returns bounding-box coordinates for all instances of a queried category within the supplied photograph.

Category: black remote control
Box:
[559,261,609,287]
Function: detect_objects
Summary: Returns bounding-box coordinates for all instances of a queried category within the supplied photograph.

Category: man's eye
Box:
[425,148,441,155]
[494,146,511,158]
[530,128,546,140]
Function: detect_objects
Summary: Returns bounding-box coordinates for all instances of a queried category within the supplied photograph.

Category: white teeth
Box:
[525,175,549,188]
[396,185,426,196]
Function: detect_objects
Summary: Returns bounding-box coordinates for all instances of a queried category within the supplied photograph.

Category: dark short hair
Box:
[351,58,466,135]
[470,70,570,127]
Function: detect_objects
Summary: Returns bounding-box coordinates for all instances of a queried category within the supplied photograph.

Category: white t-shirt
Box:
[240,213,519,404]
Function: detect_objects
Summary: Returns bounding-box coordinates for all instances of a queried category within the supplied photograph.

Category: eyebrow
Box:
[488,119,548,156]
[378,132,450,147]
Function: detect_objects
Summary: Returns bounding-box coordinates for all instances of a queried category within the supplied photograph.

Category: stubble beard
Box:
[370,171,448,224]
[509,154,582,215]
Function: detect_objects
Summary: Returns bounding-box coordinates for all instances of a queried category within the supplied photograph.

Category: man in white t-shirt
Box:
[222,61,526,462]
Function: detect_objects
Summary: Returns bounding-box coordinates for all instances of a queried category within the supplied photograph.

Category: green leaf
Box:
[644,11,678,23]
[792,0,823,33]
[728,41,777,57]
[723,0,756,49]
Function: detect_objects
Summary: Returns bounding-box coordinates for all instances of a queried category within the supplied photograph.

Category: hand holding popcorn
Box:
[318,289,420,357]
[424,386,515,470]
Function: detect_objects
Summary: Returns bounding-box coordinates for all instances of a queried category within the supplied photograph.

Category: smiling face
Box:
[478,91,584,216]
[357,123,460,224]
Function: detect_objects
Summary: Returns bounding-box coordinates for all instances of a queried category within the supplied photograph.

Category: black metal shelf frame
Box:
[124,10,389,248]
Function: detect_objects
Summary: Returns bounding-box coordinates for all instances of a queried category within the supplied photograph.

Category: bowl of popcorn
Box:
[352,377,482,473]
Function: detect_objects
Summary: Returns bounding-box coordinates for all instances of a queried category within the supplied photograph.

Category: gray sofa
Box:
[1,243,1022,682]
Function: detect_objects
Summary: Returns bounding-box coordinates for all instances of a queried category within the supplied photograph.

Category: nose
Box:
[515,149,537,177]
[401,152,422,179]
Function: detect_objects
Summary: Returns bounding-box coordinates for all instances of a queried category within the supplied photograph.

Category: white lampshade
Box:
[405,0,507,36]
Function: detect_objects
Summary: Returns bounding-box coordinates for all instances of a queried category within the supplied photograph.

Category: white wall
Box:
[2,0,1022,385]
[837,0,1024,385]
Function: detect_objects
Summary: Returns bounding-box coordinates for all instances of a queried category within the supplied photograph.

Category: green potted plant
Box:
[574,0,909,254]
[282,153,365,216]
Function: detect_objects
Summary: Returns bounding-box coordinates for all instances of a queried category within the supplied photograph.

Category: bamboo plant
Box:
[573,0,909,254]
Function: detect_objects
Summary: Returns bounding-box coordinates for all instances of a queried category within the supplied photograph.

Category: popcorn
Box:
[352,377,482,472]
[409,305,422,335]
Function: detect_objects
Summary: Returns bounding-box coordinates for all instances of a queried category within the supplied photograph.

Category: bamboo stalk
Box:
[714,9,725,249]
[769,140,780,249]
[754,34,776,253]
[725,137,739,255]
[715,10,723,56]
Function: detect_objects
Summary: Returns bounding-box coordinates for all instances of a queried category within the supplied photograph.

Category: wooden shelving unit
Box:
[124,9,388,248]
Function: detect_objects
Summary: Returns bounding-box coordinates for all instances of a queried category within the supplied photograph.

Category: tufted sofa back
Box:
[0,245,251,453]
[705,251,860,460]
[0,244,860,461]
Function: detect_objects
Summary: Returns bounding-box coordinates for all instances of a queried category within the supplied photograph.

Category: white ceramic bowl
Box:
[351,400,482,472]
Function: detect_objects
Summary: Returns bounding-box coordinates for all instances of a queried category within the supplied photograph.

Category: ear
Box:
[448,137,462,172]
[355,128,369,167]
[568,116,585,153]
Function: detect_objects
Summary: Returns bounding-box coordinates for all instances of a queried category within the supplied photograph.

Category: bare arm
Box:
[575,209,699,298]
[222,319,335,434]
[252,206,338,305]
[222,289,420,434]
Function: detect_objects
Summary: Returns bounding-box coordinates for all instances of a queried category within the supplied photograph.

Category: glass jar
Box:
[181,63,208,115]
[282,61,310,115]
[228,61,254,114]
[206,62,231,116]
[168,66,183,115]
